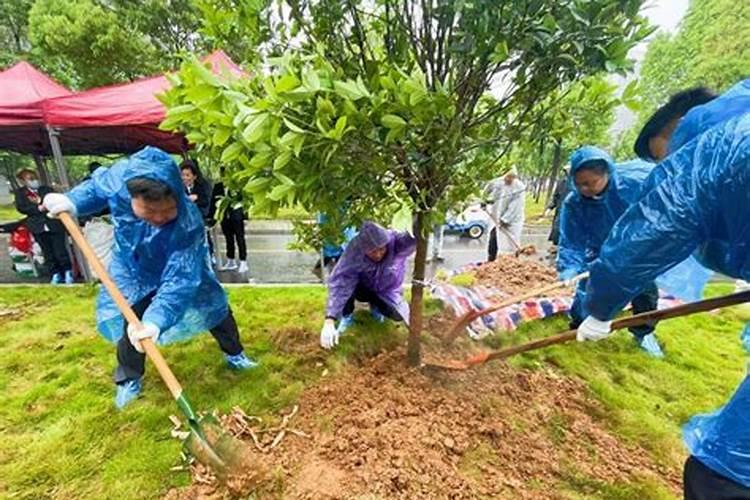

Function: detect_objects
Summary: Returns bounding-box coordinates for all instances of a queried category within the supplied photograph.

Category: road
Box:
[0,224,553,284]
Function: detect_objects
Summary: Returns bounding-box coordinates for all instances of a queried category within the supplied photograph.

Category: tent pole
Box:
[33,154,51,185]
[45,125,93,283]
[46,125,70,189]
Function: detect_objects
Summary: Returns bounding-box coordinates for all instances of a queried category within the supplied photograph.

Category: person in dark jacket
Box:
[13,168,73,284]
[180,159,215,261]
[210,175,248,273]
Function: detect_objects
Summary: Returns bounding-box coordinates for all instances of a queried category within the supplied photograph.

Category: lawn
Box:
[0,284,747,498]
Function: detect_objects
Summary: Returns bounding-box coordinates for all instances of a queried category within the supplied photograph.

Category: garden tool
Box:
[482,208,536,258]
[424,288,750,371]
[442,272,589,345]
[59,212,250,478]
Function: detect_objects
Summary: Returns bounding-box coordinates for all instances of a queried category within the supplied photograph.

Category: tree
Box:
[27,0,161,88]
[616,0,750,157]
[161,0,652,366]
[0,0,33,65]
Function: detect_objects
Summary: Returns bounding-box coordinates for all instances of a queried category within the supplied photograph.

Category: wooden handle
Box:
[472,288,750,366]
[59,212,184,399]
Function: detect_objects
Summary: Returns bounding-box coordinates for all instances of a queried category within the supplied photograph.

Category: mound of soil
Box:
[472,255,560,296]
[169,350,680,499]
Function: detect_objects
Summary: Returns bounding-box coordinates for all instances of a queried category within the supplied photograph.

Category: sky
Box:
[610,0,690,135]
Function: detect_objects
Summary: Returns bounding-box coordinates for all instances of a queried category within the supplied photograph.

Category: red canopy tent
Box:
[0,61,72,156]
[43,50,246,157]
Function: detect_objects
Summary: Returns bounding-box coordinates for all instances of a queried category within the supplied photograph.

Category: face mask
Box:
[26,180,40,190]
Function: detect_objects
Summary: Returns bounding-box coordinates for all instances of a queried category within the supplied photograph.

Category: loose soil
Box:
[471,255,561,296]
[168,349,681,499]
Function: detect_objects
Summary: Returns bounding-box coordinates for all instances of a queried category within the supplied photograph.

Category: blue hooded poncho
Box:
[581,79,750,488]
[557,146,652,280]
[67,146,228,344]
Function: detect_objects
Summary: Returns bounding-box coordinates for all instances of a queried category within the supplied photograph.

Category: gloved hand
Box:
[320,319,339,350]
[127,322,160,353]
[576,316,613,342]
[42,193,76,217]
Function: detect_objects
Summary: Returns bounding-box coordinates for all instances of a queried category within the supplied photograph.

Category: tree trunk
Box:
[407,211,428,367]
[544,140,563,207]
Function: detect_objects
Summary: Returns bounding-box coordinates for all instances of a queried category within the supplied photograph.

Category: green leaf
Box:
[334,116,347,137]
[302,68,321,91]
[213,127,231,146]
[244,177,272,193]
[292,135,305,157]
[273,151,293,171]
[333,80,365,101]
[269,183,294,201]
[220,142,244,163]
[390,204,413,234]
[283,118,307,134]
[381,114,407,129]
[276,74,301,93]
[490,40,509,64]
[273,172,295,185]
[242,113,269,143]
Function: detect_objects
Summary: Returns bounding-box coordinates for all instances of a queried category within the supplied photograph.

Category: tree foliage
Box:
[615,0,750,159]
[162,0,651,365]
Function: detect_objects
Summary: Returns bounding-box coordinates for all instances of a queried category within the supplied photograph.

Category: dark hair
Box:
[576,160,608,176]
[88,161,103,175]
[126,177,175,202]
[634,87,718,161]
[180,159,201,178]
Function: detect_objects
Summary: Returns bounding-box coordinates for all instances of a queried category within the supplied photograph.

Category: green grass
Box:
[525,195,550,223]
[0,283,747,498]
[0,203,21,222]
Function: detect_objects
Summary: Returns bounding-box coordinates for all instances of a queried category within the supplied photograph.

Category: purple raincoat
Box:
[325,221,416,323]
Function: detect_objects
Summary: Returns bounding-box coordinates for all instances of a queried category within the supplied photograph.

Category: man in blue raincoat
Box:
[576,79,750,498]
[43,147,257,409]
[557,146,663,357]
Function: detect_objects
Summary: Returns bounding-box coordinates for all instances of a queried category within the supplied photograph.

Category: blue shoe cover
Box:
[225,351,258,370]
[337,314,355,334]
[637,333,665,358]
[115,378,142,409]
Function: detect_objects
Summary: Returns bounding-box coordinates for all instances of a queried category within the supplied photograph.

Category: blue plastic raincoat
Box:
[556,147,653,320]
[67,147,228,344]
[582,79,750,487]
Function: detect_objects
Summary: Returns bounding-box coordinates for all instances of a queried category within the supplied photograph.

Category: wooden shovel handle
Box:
[469,288,750,367]
[59,212,184,399]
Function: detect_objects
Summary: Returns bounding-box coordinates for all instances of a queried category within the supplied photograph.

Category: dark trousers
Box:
[342,283,403,321]
[35,231,71,276]
[114,293,244,384]
[569,283,658,339]
[221,217,247,261]
[684,456,750,499]
[206,229,214,256]
[487,227,498,262]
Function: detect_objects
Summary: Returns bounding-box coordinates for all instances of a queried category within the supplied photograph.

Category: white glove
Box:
[127,322,160,353]
[576,316,613,342]
[320,319,339,350]
[42,193,76,217]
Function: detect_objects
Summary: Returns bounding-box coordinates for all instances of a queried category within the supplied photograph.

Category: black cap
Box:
[634,87,718,161]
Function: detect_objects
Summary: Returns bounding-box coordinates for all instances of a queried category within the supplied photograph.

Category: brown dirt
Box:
[471,255,560,296]
[168,350,681,499]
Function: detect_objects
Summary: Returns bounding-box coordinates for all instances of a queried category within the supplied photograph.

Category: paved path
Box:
[0,220,553,284]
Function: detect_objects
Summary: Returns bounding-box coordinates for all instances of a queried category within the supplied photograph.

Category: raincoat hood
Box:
[568,146,616,197]
[360,221,392,252]
[669,79,750,154]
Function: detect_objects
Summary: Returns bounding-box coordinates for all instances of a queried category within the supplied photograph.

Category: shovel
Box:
[424,289,750,371]
[442,272,589,345]
[58,212,248,477]
[483,208,536,258]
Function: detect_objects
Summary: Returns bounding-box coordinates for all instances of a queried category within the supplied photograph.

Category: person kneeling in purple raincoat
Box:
[320,221,416,349]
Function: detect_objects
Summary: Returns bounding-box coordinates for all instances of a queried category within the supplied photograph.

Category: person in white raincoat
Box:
[485,167,526,260]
